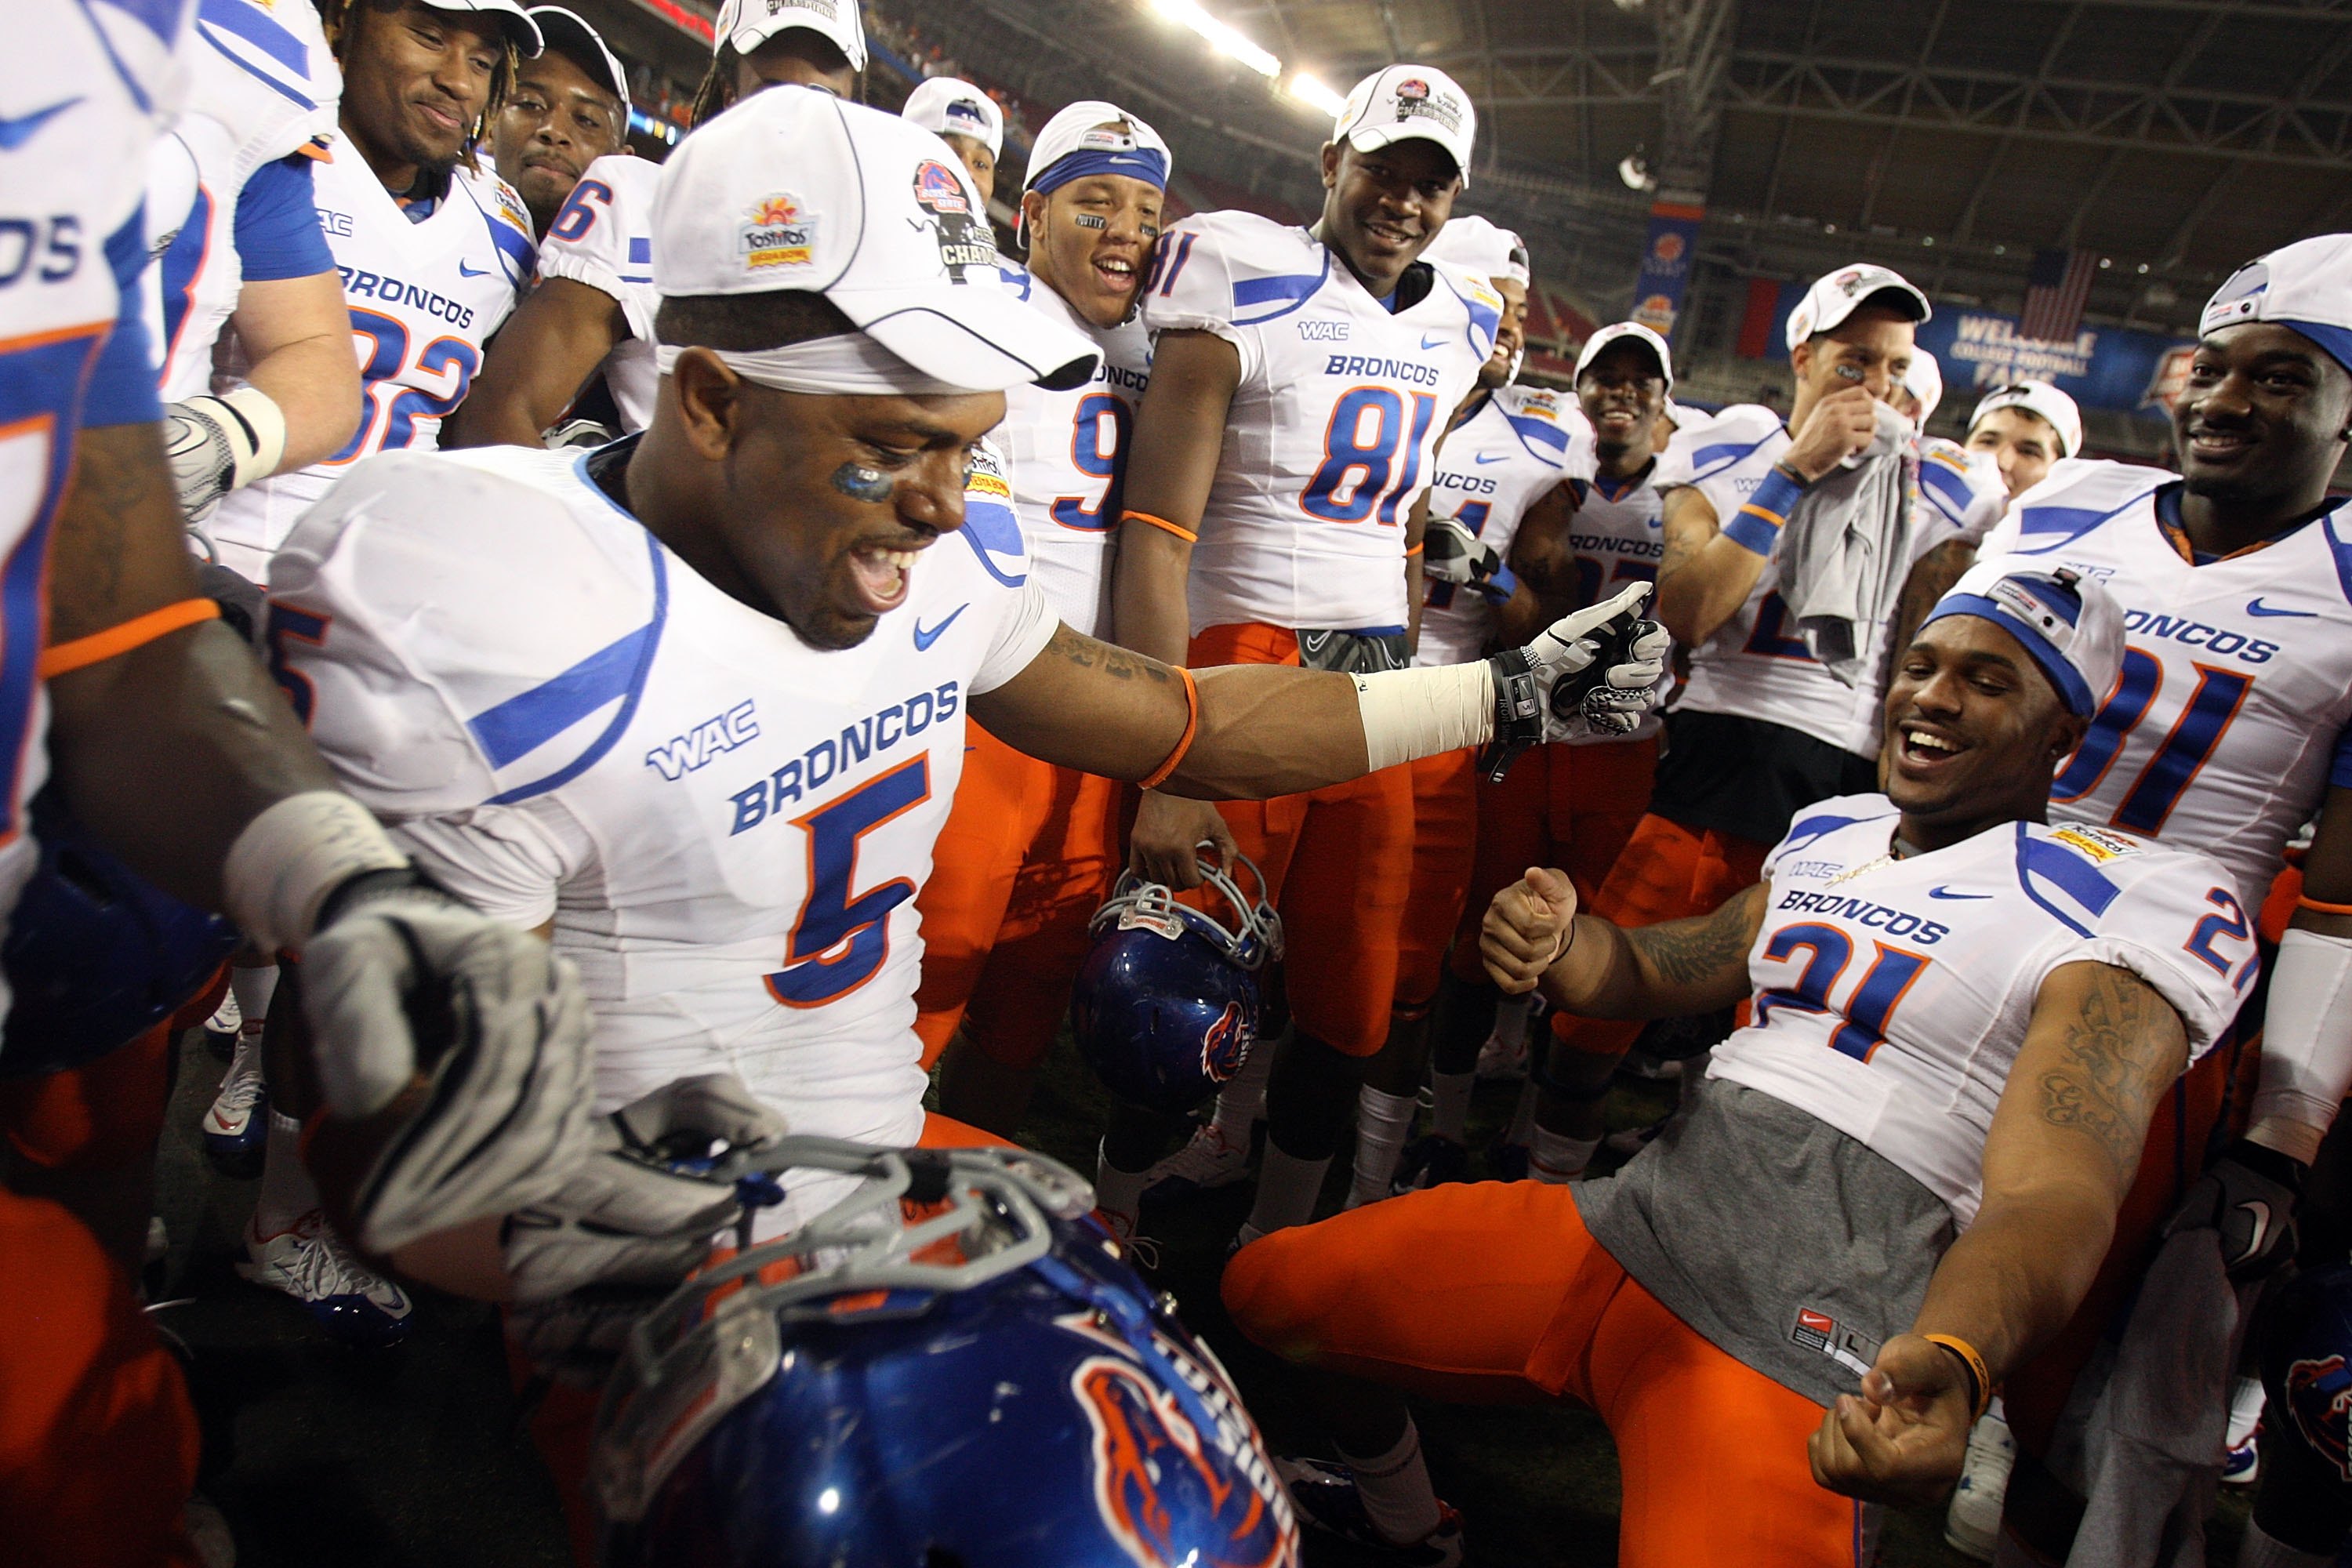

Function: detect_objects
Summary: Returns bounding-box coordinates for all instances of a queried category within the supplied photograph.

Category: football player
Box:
[1526,263,1929,1181]
[2,5,589,1559]
[446,0,863,446]
[914,101,1171,1137]
[1222,560,2250,1566]
[1956,237,2352,1564]
[1966,378,2082,501]
[487,5,630,238]
[1108,66,1505,1243]
[900,74,1003,203]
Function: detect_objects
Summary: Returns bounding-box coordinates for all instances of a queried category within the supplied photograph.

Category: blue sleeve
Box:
[233,154,335,282]
[81,203,164,429]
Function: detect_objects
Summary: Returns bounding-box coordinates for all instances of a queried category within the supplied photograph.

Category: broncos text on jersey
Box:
[1413,383,1569,667]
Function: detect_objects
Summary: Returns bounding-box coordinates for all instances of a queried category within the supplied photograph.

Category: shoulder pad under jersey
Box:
[185,0,338,167]
[1140,209,1330,332]
[1998,458,2172,555]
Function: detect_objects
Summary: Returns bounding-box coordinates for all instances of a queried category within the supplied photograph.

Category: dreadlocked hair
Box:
[320,0,517,176]
[688,30,864,129]
[687,40,739,129]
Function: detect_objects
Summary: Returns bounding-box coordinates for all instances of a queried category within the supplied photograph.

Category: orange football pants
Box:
[912,722,1126,1071]
[1448,737,1661,987]
[1548,812,1770,1062]
[1393,749,1479,1014]
[1223,1180,1870,1566]
[0,967,226,1174]
[1189,623,1415,1057]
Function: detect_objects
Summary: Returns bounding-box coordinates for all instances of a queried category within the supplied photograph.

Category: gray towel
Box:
[1776,400,1919,688]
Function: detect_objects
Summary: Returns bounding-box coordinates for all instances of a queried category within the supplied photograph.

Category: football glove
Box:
[1422,516,1502,586]
[1483,581,1671,779]
[502,1073,786,1302]
[299,869,597,1255]
[2161,1136,2303,1283]
[162,388,285,522]
[544,416,620,451]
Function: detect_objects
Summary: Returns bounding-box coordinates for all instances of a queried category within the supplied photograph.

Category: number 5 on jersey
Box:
[766,757,931,1007]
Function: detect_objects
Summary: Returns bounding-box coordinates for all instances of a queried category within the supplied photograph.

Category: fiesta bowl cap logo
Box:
[1395,77,1430,102]
[2288,1352,2352,1481]
[1200,1000,1251,1086]
[739,191,815,270]
[1073,1352,1298,1568]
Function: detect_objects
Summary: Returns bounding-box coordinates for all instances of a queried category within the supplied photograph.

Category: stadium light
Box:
[1287,72,1348,116]
[1149,0,1281,78]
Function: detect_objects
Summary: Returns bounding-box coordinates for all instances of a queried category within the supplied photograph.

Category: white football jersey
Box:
[1140,210,1499,634]
[208,144,534,578]
[1413,383,1570,667]
[532,151,659,432]
[1712,795,2248,1226]
[144,0,339,399]
[1660,403,1867,753]
[992,263,1151,639]
[1980,462,2352,911]
[267,440,1058,1229]
[2,0,191,978]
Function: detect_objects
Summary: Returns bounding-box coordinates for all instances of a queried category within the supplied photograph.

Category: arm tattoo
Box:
[1657,490,1713,582]
[1627,889,1758,987]
[1045,624,1174,684]
[2035,967,2176,1181]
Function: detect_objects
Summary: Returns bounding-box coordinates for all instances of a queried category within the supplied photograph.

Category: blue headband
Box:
[1921,583,2098,718]
[1032,147,1170,196]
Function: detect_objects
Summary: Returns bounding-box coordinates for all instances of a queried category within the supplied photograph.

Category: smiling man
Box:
[1220,558,2249,1566]
[488,4,630,238]
[1106,65,1507,1245]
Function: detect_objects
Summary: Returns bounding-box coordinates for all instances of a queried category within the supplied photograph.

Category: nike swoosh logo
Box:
[2246,597,2317,618]
[0,97,82,151]
[1928,886,1993,900]
[913,604,967,651]
[1419,333,1448,350]
[2237,1199,2273,1258]
[457,260,492,278]
[1474,452,1508,464]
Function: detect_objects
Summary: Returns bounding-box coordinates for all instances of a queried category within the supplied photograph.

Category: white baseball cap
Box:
[1425,215,1528,287]
[713,0,866,72]
[652,88,1097,391]
[1575,321,1674,391]
[526,6,626,105]
[2201,233,2352,375]
[1922,554,2123,719]
[1785,262,1932,352]
[1968,379,2083,459]
[1900,347,1943,424]
[1018,101,1172,249]
[1332,65,1476,188]
[902,76,1004,159]
[432,0,543,55]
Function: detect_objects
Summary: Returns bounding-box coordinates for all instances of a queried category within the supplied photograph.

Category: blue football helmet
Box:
[593,1139,1301,1568]
[2264,1262,2352,1484]
[0,790,238,1078]
[1069,850,1282,1116]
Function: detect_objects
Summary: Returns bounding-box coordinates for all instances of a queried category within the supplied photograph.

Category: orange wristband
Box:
[1138,666,1200,790]
[41,597,220,678]
[1122,509,1197,544]
[1404,542,1425,557]
[1924,1334,1992,1421]
[2299,894,2352,916]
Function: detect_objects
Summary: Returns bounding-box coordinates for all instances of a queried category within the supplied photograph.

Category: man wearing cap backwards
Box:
[487,5,630,238]
[263,87,1665,1316]
[900,75,1003,202]
[448,0,863,445]
[1221,559,2249,1567]
[1523,263,1929,1182]
[1922,236,2352,1567]
[1108,65,1521,1245]
[1968,379,2082,502]
[913,100,1172,1138]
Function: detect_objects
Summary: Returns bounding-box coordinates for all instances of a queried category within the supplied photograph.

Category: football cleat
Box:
[201,991,240,1060]
[1279,1456,1464,1566]
[2220,1428,2259,1486]
[1390,1134,1470,1195]
[1142,1120,1256,1204]
[1943,1408,2015,1561]
[201,1030,269,1178]
[1093,1207,1162,1273]
[1473,1027,1529,1082]
[238,1211,413,1348]
[2222,1374,2264,1486]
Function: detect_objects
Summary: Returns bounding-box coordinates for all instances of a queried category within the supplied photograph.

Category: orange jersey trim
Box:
[1138,666,1200,790]
[1123,509,1197,544]
[40,598,220,678]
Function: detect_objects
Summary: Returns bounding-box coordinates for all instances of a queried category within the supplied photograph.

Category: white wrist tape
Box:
[2247,925,2352,1162]
[223,791,411,953]
[212,385,288,490]
[1351,662,1494,771]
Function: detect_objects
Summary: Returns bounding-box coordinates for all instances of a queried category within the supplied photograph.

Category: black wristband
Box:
[1479,648,1544,783]
[1771,459,1815,491]
[2226,1136,2309,1195]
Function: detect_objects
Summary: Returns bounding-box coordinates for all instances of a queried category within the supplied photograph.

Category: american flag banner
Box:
[2020,247,2101,342]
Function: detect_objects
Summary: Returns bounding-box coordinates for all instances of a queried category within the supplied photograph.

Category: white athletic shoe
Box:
[201,991,241,1060]
[2223,1374,2265,1486]
[1944,1408,2015,1560]
[239,1210,413,1348]
[1094,1207,1162,1272]
[1142,1122,1255,1203]
[201,1032,269,1177]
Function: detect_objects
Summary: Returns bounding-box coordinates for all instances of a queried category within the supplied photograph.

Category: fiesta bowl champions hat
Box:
[652,87,1098,392]
[1785,262,1932,352]
[526,5,626,104]
[1333,65,1476,187]
[1968,380,2083,459]
[1424,215,1528,286]
[2201,233,2352,376]
[1921,554,2125,719]
[713,0,866,72]
[427,0,543,55]
[902,77,1004,159]
[1575,321,1674,391]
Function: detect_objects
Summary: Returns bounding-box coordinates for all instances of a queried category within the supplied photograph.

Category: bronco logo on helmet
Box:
[1074,1348,1297,1568]
[1200,1000,1251,1085]
[2287,1352,2352,1481]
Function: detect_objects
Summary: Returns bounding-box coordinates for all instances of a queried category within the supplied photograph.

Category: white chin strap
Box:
[654,334,973,397]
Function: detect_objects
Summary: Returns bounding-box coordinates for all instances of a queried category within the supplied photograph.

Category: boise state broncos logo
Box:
[911,159,996,281]
[1200,1000,1251,1087]
[2287,1352,2352,1481]
[1072,1353,1297,1568]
